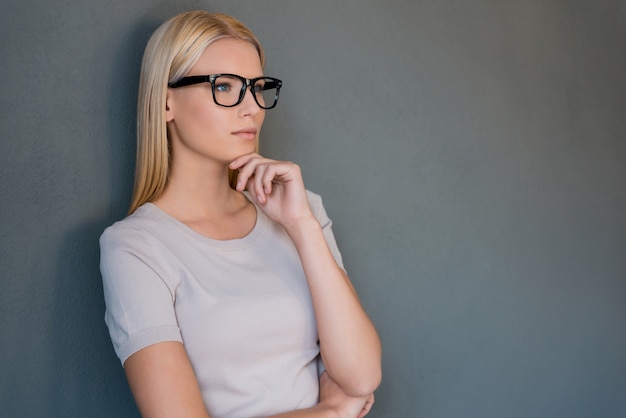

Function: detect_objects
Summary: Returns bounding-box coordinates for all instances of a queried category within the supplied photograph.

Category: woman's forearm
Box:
[284,218,382,397]
[267,405,334,418]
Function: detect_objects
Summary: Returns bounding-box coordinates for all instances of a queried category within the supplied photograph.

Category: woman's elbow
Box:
[341,366,382,397]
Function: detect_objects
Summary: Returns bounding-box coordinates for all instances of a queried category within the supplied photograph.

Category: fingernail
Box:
[236,181,242,190]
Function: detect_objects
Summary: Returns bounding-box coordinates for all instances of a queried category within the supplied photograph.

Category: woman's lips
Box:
[232,128,257,140]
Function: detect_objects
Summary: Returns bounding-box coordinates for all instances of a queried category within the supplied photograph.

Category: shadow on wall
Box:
[50,219,138,416]
[46,15,164,418]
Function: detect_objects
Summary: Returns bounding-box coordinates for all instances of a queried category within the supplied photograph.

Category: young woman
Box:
[100,10,381,418]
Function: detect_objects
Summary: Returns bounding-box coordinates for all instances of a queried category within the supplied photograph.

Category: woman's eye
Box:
[252,84,264,94]
[215,83,232,92]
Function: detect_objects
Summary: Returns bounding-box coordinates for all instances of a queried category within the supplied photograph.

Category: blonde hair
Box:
[129,10,265,214]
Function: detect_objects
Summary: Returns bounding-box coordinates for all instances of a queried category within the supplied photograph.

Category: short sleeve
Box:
[100,223,182,365]
[306,190,345,271]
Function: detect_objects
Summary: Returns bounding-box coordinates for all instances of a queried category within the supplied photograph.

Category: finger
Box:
[254,163,288,200]
[234,155,265,191]
[245,173,260,202]
[357,403,371,418]
[252,163,269,203]
[357,394,374,418]
[260,164,281,196]
[261,165,276,195]
[261,162,295,193]
[250,187,263,205]
[228,152,260,170]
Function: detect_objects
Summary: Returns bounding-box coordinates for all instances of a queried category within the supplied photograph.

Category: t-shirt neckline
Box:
[139,191,267,250]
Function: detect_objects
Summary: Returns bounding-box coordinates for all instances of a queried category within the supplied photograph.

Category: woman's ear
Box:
[165,90,174,122]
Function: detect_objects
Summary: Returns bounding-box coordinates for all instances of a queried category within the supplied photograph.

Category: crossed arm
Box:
[125,343,375,418]
[123,154,382,418]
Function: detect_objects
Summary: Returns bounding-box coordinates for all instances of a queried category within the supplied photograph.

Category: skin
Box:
[124,38,381,418]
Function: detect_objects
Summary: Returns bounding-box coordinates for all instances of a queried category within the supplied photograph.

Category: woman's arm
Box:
[273,372,373,418]
[283,216,382,396]
[230,154,383,397]
[124,342,370,418]
[124,342,210,418]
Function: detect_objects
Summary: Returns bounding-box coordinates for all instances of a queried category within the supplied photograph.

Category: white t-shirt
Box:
[100,191,344,418]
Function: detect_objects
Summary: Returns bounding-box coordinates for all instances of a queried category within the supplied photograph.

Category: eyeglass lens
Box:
[213,75,278,108]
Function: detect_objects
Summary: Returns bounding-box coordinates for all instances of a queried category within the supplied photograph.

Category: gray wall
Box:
[1,1,625,417]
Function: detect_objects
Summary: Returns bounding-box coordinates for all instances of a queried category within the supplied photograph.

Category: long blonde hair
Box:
[129,11,265,214]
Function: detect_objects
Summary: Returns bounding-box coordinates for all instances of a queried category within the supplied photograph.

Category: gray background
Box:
[1,1,625,417]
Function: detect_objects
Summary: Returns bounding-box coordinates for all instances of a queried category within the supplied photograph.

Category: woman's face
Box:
[165,38,265,167]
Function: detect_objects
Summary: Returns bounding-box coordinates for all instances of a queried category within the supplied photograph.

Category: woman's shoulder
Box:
[305,189,324,211]
[305,189,322,203]
[99,204,165,251]
[304,189,332,224]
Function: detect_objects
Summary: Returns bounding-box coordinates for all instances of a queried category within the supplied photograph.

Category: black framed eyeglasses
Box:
[168,73,283,109]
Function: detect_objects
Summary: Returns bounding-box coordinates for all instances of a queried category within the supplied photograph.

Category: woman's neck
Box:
[152,159,257,241]
[153,160,246,224]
